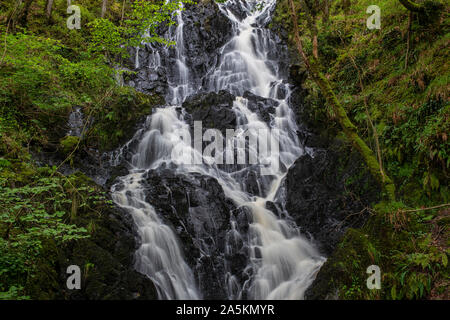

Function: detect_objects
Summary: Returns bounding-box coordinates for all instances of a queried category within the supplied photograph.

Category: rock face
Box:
[182,1,233,77]
[24,171,158,300]
[242,91,278,125]
[126,0,233,97]
[268,0,383,299]
[285,148,380,256]
[182,90,237,134]
[55,203,158,300]
[51,0,382,301]
[181,90,279,132]
[126,66,169,96]
[141,167,247,299]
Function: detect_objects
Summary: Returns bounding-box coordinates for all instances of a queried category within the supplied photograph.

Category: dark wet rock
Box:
[289,63,308,88]
[182,90,237,134]
[57,203,157,300]
[223,0,247,21]
[285,146,380,257]
[243,91,278,124]
[28,182,158,300]
[180,90,278,197]
[225,205,253,298]
[267,0,383,298]
[141,167,246,299]
[126,0,233,97]
[182,0,234,77]
[230,168,275,198]
[265,201,282,217]
[240,169,261,196]
[181,89,279,132]
[123,60,169,96]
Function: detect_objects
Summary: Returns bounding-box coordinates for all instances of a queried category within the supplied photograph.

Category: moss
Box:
[274,0,450,299]
[26,239,60,300]
[275,0,449,202]
[13,168,157,300]
[309,201,449,300]
[0,0,161,300]
[87,87,164,152]
[60,136,80,155]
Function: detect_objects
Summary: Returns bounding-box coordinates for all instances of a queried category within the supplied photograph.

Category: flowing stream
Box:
[111,0,325,300]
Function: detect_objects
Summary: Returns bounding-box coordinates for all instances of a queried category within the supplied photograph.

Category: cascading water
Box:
[67,107,84,137]
[168,9,195,105]
[112,0,325,300]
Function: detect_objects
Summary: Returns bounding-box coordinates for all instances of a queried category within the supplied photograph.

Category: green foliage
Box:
[0,164,109,298]
[315,202,449,300]
[88,18,127,60]
[86,86,164,151]
[60,136,80,154]
[272,0,449,300]
[0,286,30,300]
[0,152,116,298]
[274,0,449,204]
[382,98,449,200]
[88,0,191,62]
[0,0,185,299]
[0,31,116,155]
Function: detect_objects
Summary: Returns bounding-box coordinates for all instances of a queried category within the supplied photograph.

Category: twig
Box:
[349,54,386,182]
[288,0,311,70]
[4,86,114,237]
[54,171,104,218]
[400,203,450,214]
[0,1,21,65]
[405,11,412,69]
[51,86,114,176]
[121,0,126,25]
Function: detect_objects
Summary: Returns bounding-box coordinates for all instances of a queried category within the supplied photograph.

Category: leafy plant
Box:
[0,166,111,299]
[88,0,191,62]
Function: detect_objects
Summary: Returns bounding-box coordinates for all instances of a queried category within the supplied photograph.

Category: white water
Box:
[112,0,324,300]
[168,10,195,105]
[67,107,84,137]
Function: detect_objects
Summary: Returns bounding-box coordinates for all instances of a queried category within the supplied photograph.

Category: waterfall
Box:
[67,107,84,137]
[112,0,325,300]
[168,9,195,105]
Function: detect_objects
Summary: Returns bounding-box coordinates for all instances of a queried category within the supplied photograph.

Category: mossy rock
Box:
[23,171,158,300]
[60,136,80,155]
[306,228,376,300]
[87,88,164,152]
[419,1,445,26]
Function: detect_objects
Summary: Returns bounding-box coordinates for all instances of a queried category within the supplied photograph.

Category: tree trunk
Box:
[121,0,126,23]
[298,0,319,58]
[323,0,330,23]
[45,0,54,19]
[6,0,22,29]
[399,0,443,26]
[101,0,108,18]
[288,0,396,201]
[399,0,424,12]
[313,34,318,59]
